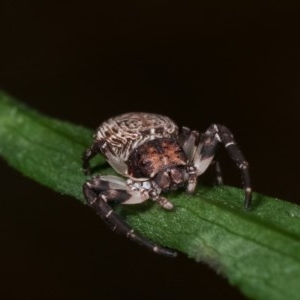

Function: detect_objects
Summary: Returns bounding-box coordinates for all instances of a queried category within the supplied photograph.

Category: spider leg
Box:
[83,140,129,177]
[100,144,129,177]
[83,175,177,257]
[82,142,99,175]
[178,126,199,161]
[193,124,252,209]
[211,160,223,185]
[178,127,201,193]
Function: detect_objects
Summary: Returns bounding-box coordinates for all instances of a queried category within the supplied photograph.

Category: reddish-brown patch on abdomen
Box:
[127,138,187,178]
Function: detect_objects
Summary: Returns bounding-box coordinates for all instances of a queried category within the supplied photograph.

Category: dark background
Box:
[1,1,300,299]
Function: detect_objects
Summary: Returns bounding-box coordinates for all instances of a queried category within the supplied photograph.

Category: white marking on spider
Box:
[105,209,113,218]
[142,181,151,190]
[127,229,135,237]
[153,246,159,253]
[215,133,222,142]
[101,195,108,202]
[239,162,248,169]
[225,141,235,148]
[216,176,223,185]
[90,197,97,204]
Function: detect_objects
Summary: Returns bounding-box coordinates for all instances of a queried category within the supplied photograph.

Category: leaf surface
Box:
[0,91,300,300]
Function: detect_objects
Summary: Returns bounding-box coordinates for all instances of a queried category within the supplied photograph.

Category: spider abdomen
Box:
[96,112,178,161]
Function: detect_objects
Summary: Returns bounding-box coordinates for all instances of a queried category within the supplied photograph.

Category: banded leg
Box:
[178,127,201,193]
[193,124,252,209]
[82,142,99,175]
[178,126,200,160]
[179,127,223,191]
[83,175,177,257]
[212,160,223,185]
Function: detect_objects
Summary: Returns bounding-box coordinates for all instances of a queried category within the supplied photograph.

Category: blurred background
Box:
[1,1,299,299]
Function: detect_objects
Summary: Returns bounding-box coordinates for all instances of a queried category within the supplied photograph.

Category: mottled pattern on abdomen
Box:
[96,112,178,161]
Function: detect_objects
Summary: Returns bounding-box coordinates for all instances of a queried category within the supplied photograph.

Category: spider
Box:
[83,112,252,257]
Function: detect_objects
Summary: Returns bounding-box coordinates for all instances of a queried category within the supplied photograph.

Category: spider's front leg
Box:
[191,124,252,209]
[82,141,101,175]
[83,175,177,257]
[179,127,224,192]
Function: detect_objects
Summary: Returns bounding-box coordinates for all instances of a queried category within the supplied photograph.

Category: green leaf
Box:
[0,91,300,300]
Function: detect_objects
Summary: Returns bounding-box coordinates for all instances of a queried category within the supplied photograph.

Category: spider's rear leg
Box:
[211,160,223,185]
[193,124,252,209]
[83,175,177,257]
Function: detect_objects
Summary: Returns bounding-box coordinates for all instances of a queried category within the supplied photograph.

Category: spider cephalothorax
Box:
[83,112,252,257]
